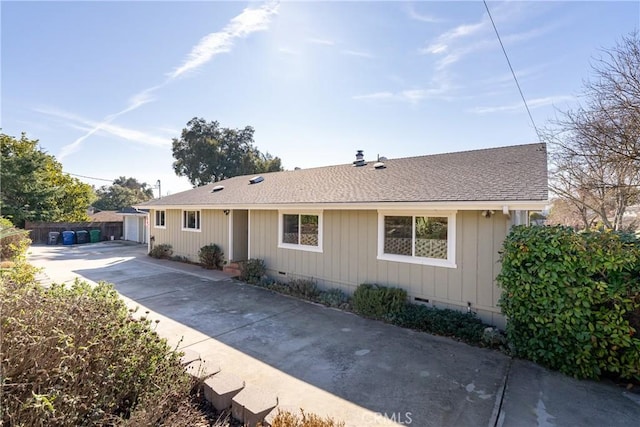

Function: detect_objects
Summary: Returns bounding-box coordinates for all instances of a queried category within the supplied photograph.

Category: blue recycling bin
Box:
[62,230,76,245]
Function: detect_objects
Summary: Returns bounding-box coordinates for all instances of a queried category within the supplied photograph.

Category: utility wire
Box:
[483,0,541,142]
[65,172,113,182]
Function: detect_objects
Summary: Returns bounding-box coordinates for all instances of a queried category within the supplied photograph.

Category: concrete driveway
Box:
[28,242,640,427]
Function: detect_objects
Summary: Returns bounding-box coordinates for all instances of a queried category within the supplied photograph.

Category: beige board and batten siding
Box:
[151,209,229,263]
[249,209,509,327]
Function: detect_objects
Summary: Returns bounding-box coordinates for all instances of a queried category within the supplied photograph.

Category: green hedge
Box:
[198,243,224,270]
[498,226,640,380]
[389,304,486,343]
[352,284,407,319]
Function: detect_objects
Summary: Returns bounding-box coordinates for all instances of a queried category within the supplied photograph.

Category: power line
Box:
[483,0,541,142]
[65,172,113,183]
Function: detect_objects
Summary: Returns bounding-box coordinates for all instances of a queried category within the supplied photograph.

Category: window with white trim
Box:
[182,210,201,231]
[378,211,456,268]
[278,211,322,252]
[154,210,166,228]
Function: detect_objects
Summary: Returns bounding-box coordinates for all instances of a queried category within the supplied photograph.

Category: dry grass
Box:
[269,409,345,427]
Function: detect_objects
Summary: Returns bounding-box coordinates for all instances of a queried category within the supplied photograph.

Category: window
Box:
[278,211,322,252]
[182,210,201,231]
[378,211,456,268]
[154,210,166,228]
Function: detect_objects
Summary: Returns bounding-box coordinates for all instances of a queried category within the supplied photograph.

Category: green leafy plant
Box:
[0,217,31,262]
[0,273,210,426]
[352,284,407,320]
[149,243,173,260]
[319,288,351,309]
[389,303,486,344]
[498,225,640,380]
[239,258,266,284]
[198,244,224,270]
[285,278,320,300]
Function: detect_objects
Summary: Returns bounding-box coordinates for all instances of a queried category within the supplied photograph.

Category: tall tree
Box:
[93,177,154,210]
[546,32,640,231]
[172,117,283,187]
[0,133,95,227]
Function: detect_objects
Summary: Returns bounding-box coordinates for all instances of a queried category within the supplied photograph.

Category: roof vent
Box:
[373,162,386,169]
[249,175,264,184]
[353,149,367,167]
[211,185,224,192]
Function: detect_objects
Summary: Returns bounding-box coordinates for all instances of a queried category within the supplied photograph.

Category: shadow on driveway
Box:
[68,245,509,427]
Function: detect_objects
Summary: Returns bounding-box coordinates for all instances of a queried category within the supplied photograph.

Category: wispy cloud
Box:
[406,3,441,23]
[278,46,299,55]
[169,1,279,79]
[352,92,394,100]
[36,107,170,159]
[54,1,279,160]
[353,83,454,104]
[341,49,374,59]
[421,3,553,71]
[468,95,575,114]
[307,38,335,46]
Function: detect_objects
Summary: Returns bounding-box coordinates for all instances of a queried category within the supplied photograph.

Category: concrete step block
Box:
[198,359,221,379]
[222,265,241,277]
[179,348,201,366]
[231,385,278,427]
[204,371,245,411]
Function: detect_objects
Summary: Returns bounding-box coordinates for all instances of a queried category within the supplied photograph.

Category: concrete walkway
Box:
[27,242,640,426]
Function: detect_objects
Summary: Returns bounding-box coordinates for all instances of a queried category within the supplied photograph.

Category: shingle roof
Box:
[120,207,149,215]
[88,210,124,222]
[142,143,548,208]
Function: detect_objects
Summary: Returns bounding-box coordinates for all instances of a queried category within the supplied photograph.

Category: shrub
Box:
[270,409,345,427]
[319,288,351,309]
[0,217,31,262]
[0,274,209,426]
[498,225,640,380]
[389,303,486,344]
[239,258,266,284]
[285,278,320,300]
[198,244,224,270]
[352,284,407,320]
[149,243,173,259]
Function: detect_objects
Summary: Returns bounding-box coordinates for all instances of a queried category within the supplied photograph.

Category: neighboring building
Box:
[120,207,149,244]
[88,209,124,223]
[138,143,548,327]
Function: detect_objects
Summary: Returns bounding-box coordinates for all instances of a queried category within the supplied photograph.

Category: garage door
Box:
[124,216,139,242]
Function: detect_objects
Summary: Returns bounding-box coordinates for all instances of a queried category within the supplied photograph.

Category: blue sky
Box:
[2,1,639,196]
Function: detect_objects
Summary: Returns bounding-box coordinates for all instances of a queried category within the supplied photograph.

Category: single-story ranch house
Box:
[139,143,548,327]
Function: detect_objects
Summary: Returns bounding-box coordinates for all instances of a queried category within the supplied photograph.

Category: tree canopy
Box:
[172,117,283,187]
[546,32,640,230]
[93,177,155,211]
[0,133,95,227]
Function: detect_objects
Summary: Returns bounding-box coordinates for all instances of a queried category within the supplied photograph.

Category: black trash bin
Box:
[48,231,60,245]
[76,230,89,244]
